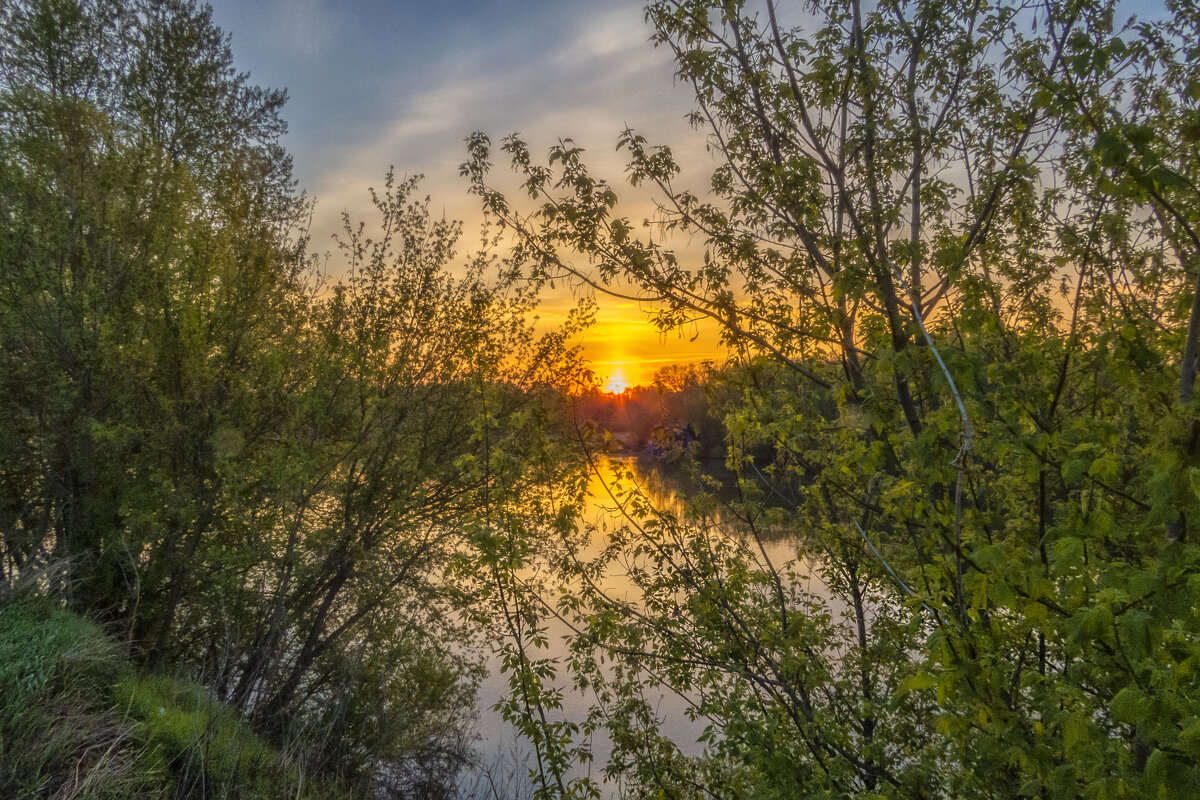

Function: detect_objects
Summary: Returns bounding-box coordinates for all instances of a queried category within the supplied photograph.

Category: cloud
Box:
[304,3,709,242]
[276,1,728,372]
[561,4,652,63]
[304,75,502,245]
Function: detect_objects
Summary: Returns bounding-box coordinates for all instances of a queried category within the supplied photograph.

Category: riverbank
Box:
[0,590,360,800]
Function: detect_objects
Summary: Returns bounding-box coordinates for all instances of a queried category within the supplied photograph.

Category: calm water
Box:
[464,456,835,796]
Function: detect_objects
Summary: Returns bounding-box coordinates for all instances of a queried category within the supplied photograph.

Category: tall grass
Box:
[0,592,154,798]
[0,591,342,799]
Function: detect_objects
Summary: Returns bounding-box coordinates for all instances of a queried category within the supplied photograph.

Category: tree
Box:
[0,0,304,635]
[463,0,1200,796]
[205,172,589,791]
[1,2,589,794]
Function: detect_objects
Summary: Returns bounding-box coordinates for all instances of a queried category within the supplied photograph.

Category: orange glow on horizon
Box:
[536,294,724,388]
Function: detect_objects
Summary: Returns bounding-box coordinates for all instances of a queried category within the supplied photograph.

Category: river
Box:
[462,455,836,797]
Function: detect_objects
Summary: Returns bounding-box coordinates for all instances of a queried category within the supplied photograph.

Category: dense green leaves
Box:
[463,0,1200,797]
[0,1,587,795]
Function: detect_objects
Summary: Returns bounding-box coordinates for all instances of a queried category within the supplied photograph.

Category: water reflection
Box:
[467,456,834,796]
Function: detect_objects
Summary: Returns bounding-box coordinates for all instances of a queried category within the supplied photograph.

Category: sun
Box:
[603,369,629,395]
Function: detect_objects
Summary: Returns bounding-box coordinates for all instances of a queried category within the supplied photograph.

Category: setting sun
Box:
[603,368,629,394]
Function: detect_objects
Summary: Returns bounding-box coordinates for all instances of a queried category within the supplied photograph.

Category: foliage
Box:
[0,590,349,799]
[0,0,587,793]
[463,0,1200,797]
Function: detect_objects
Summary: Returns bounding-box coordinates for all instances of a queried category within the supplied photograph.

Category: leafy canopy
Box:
[463,0,1200,797]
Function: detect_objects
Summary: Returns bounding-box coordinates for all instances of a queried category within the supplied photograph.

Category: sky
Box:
[205,0,1172,390]
[206,0,724,387]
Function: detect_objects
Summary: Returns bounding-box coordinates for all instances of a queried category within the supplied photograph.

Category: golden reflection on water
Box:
[470,455,839,794]
[576,456,833,602]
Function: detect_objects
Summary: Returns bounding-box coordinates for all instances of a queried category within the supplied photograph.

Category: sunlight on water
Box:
[466,456,837,797]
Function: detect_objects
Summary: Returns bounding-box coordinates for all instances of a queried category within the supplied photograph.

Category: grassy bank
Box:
[0,592,356,800]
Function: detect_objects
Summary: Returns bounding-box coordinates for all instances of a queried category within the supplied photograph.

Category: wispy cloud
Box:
[209,0,728,371]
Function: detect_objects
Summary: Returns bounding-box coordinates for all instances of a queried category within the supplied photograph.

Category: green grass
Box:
[0,592,350,800]
[0,593,151,799]
[113,672,280,798]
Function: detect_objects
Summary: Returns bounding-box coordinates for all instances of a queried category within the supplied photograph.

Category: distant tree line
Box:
[572,363,725,457]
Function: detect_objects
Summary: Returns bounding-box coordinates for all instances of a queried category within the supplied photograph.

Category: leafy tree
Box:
[204,171,589,790]
[0,0,303,634]
[0,1,589,794]
[464,0,1200,796]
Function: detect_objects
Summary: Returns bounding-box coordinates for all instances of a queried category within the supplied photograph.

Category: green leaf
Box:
[898,672,938,697]
[1110,686,1147,725]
